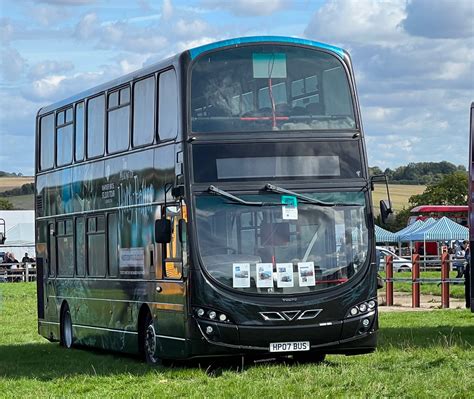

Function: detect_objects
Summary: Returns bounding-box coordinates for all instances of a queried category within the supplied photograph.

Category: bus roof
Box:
[38,36,346,117]
[189,36,346,60]
[411,205,468,213]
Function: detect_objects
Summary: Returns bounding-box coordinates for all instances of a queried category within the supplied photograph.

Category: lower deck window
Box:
[87,215,106,276]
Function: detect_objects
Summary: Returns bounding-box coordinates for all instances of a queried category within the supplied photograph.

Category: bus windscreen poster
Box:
[233,262,319,289]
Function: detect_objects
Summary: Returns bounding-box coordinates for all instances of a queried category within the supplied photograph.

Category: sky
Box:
[0,0,473,176]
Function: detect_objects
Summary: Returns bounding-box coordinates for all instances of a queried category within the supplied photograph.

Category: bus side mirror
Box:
[0,233,5,245]
[178,219,187,244]
[380,200,393,224]
[155,219,171,244]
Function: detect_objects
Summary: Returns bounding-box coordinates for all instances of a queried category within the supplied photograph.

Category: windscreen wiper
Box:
[208,185,281,207]
[264,184,361,207]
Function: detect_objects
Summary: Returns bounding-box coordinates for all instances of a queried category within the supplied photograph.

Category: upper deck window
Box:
[158,69,178,141]
[56,106,73,167]
[40,113,54,170]
[107,86,130,154]
[75,102,85,162]
[87,94,105,159]
[191,45,356,133]
[133,76,155,147]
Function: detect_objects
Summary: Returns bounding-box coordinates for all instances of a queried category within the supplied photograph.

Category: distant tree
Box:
[0,183,35,197]
[369,166,383,176]
[376,207,411,232]
[0,198,14,210]
[409,171,468,206]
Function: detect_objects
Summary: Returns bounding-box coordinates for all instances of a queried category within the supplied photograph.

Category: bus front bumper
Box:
[189,310,377,357]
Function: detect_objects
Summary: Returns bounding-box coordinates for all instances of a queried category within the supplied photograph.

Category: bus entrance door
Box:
[154,204,188,358]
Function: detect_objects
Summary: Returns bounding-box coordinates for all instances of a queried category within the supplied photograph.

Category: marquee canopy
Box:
[375,225,397,243]
[406,217,468,242]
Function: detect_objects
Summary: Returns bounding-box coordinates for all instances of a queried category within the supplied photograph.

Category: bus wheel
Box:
[60,304,73,349]
[142,313,161,365]
[293,352,325,364]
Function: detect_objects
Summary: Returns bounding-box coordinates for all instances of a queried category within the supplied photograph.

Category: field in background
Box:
[0,283,472,397]
[0,177,34,193]
[0,177,34,210]
[372,184,426,213]
[5,195,34,210]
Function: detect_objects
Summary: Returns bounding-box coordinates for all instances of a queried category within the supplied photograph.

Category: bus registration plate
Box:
[269,341,310,352]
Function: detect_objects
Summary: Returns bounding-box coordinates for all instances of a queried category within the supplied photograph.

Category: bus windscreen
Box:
[191,45,356,133]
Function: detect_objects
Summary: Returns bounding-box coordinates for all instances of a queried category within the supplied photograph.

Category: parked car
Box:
[376,246,412,272]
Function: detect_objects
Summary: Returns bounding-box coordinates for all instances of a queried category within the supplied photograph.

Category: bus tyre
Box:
[142,313,161,365]
[293,352,325,364]
[60,304,73,349]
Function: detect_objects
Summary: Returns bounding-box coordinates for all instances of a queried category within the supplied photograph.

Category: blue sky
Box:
[1,0,473,175]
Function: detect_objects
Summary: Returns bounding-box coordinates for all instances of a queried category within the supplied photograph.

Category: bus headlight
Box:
[346,299,376,318]
[193,307,231,323]
[208,311,217,320]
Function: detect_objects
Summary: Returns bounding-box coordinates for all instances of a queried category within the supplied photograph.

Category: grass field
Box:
[0,177,34,193]
[372,184,425,213]
[4,194,34,210]
[0,283,473,397]
[380,271,466,299]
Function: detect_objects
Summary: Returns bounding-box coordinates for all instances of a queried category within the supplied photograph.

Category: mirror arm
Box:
[370,174,392,211]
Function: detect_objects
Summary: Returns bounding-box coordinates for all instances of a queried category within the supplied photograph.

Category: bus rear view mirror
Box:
[178,219,187,244]
[155,219,171,244]
[380,200,393,224]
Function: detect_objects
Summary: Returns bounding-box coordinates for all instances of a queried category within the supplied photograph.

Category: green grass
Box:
[380,271,466,299]
[7,194,34,210]
[1,283,473,398]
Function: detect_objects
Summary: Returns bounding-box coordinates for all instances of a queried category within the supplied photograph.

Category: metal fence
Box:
[0,262,36,283]
[383,254,466,308]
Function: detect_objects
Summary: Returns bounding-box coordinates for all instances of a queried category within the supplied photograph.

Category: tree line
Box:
[0,171,24,177]
[369,161,466,185]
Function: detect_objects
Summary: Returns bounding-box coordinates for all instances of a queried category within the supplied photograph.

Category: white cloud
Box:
[174,18,211,38]
[201,0,289,17]
[0,17,14,44]
[403,0,474,39]
[1,47,27,81]
[28,60,74,80]
[305,0,407,47]
[29,5,69,27]
[74,12,98,39]
[162,0,173,20]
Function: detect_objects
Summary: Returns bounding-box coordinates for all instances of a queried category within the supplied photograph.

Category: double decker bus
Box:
[35,36,380,363]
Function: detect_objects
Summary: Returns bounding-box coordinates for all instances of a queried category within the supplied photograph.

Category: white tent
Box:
[0,210,35,260]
